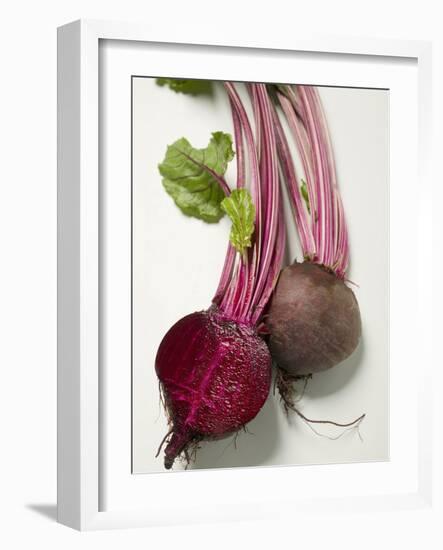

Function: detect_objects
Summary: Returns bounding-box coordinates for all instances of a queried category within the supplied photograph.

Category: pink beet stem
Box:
[214,82,285,325]
[277,85,349,277]
[271,99,316,258]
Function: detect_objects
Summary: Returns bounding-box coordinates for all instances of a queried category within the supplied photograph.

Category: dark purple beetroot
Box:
[267,261,361,376]
[155,307,271,469]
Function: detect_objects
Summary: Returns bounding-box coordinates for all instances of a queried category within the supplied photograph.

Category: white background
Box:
[0,1,442,549]
[132,78,389,473]
[100,38,417,516]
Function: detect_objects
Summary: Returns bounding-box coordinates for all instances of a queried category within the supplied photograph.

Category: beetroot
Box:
[267,261,361,376]
[266,85,361,385]
[155,309,271,469]
[155,83,285,468]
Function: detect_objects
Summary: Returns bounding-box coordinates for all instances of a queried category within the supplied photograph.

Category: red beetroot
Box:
[267,262,361,376]
[268,85,361,383]
[155,308,271,469]
[155,83,285,469]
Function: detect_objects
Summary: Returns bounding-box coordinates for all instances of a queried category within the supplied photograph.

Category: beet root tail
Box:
[163,430,192,470]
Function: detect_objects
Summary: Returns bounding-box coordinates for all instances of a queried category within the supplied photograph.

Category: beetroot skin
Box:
[155,307,271,469]
[267,261,361,376]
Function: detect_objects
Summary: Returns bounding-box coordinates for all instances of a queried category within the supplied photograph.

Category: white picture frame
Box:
[57,19,433,531]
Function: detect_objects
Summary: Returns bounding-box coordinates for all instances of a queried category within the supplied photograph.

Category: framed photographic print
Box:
[57,19,433,530]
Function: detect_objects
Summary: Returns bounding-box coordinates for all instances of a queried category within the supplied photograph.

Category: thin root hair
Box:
[293,408,366,441]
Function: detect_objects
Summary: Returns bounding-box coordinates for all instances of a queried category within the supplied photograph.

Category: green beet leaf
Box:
[221,189,255,254]
[158,132,234,223]
[300,178,311,214]
[156,78,212,95]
